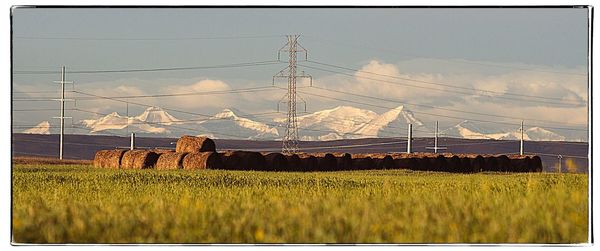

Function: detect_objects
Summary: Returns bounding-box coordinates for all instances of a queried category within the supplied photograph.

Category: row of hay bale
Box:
[94,135,222,170]
[93,135,542,172]
[217,152,542,173]
[93,149,225,170]
[95,149,543,173]
[389,155,542,173]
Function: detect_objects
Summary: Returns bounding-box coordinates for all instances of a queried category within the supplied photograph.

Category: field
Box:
[12,164,589,244]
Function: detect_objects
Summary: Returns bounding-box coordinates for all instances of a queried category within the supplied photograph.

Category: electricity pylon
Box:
[273,35,312,154]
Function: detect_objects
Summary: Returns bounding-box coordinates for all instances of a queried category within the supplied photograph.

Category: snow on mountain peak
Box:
[195,108,279,139]
[135,106,180,125]
[68,105,574,141]
[354,105,425,137]
[79,108,169,134]
[22,121,51,134]
[289,105,379,136]
[526,127,566,141]
[213,108,239,119]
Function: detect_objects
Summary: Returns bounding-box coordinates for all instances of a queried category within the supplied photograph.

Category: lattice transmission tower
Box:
[273,35,312,154]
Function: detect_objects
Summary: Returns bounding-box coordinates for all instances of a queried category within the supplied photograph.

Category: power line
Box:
[72,89,407,139]
[13,108,76,112]
[222,140,408,152]
[72,85,278,100]
[13,60,285,75]
[12,86,282,102]
[299,63,585,107]
[306,60,586,104]
[295,87,587,132]
[71,89,392,139]
[310,85,588,127]
[73,108,256,139]
[12,90,67,94]
[73,107,403,139]
[14,34,285,41]
[15,88,428,136]
[301,35,588,77]
[525,152,588,159]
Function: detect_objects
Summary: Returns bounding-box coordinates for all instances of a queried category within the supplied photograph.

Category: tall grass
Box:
[12,165,588,244]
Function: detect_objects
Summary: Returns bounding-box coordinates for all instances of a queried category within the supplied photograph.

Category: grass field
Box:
[12,164,589,244]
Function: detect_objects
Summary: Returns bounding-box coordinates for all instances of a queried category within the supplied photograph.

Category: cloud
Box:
[12,58,589,139]
[303,59,588,134]
[159,79,232,109]
[114,85,145,96]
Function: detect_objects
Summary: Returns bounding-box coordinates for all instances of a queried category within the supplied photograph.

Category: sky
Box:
[11,7,590,139]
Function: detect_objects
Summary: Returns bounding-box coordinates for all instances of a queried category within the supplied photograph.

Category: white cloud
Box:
[159,79,232,109]
[303,59,588,133]
[12,58,589,138]
[114,85,145,96]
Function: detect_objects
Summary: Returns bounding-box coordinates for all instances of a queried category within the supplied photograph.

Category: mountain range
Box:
[20,105,584,142]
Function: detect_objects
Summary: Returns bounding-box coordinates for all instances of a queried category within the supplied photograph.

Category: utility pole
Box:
[407,123,412,154]
[426,121,446,154]
[434,121,438,153]
[130,132,136,150]
[126,101,129,136]
[273,35,312,154]
[52,66,73,160]
[520,120,524,156]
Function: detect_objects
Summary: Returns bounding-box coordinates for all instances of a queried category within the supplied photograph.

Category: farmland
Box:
[12,164,588,244]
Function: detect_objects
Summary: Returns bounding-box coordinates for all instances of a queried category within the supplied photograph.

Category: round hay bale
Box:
[460,157,472,173]
[497,155,511,172]
[374,155,395,169]
[93,149,126,169]
[531,156,543,172]
[417,157,430,171]
[510,157,530,173]
[220,151,242,170]
[336,153,352,171]
[264,153,288,171]
[317,153,338,171]
[155,152,187,170]
[431,155,446,172]
[175,135,216,153]
[393,158,410,170]
[151,149,175,155]
[484,156,498,172]
[447,155,461,173]
[352,157,375,170]
[470,155,485,173]
[122,150,160,169]
[229,151,266,171]
[285,154,302,172]
[93,150,109,168]
[299,155,319,172]
[407,157,420,170]
[182,152,223,170]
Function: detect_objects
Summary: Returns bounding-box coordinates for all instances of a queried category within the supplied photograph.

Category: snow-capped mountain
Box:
[525,127,566,141]
[441,120,569,141]
[80,111,168,134]
[274,106,378,140]
[196,108,279,139]
[22,121,51,135]
[354,105,428,138]
[440,120,512,140]
[69,105,576,141]
[135,106,181,125]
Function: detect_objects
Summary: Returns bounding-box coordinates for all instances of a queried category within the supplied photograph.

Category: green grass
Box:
[12,164,589,244]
